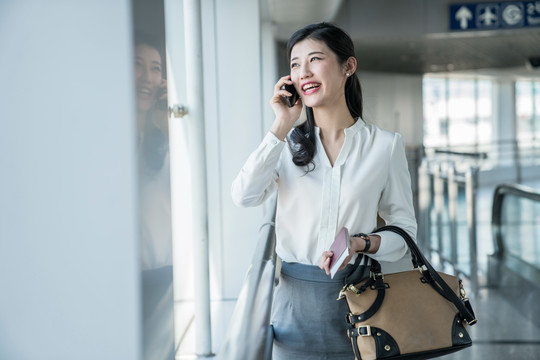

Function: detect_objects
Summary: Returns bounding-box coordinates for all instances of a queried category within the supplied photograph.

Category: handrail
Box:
[491,183,540,257]
[425,139,540,179]
[434,149,488,159]
[219,205,277,360]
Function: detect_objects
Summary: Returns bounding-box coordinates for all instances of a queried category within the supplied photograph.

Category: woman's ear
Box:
[345,56,358,76]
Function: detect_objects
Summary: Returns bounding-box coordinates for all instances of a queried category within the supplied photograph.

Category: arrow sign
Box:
[450,2,540,31]
[456,5,473,29]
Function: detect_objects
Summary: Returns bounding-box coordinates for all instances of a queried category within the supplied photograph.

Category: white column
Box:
[184,0,213,356]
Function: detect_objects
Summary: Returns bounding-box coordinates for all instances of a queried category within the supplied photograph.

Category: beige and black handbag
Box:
[339,225,477,360]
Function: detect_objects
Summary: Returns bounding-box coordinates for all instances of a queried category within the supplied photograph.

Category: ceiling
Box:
[351,30,540,75]
[265,0,540,76]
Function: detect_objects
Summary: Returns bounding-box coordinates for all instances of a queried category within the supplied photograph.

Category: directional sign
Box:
[450,2,540,31]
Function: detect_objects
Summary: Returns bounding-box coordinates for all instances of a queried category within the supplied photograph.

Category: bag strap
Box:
[371,225,477,325]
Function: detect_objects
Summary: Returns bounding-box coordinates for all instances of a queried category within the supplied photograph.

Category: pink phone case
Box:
[329,227,349,269]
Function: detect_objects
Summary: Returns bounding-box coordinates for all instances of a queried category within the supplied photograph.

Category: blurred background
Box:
[1,0,539,359]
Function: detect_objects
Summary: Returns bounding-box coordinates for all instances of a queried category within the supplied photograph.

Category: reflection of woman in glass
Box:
[135,35,167,130]
[135,33,174,360]
[135,35,169,176]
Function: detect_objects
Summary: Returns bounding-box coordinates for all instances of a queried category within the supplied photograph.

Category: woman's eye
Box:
[153,66,162,72]
[290,63,299,69]
[310,57,321,62]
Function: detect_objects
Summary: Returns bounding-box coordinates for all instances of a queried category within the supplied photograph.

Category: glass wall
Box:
[516,80,540,166]
[132,0,175,358]
[423,76,494,151]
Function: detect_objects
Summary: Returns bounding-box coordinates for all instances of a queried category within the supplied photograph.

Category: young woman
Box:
[231,22,417,359]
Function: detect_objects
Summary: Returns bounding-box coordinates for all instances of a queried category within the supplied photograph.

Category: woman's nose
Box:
[299,63,311,79]
[139,66,151,81]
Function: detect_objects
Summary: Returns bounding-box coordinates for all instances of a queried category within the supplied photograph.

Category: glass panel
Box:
[132,0,175,358]
[448,79,476,146]
[423,77,448,148]
[501,195,540,269]
[477,80,493,145]
[423,76,495,158]
[516,81,533,141]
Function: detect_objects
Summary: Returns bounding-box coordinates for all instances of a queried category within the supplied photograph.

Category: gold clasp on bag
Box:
[370,271,384,280]
[458,281,478,325]
[359,325,372,337]
[459,281,467,300]
[337,284,349,300]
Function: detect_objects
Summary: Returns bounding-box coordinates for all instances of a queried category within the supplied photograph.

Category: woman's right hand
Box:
[269,75,302,141]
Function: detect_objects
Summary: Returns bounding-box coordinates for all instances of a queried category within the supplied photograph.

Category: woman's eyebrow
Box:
[290,51,325,62]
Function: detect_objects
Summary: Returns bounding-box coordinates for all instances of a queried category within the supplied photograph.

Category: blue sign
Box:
[450,2,540,31]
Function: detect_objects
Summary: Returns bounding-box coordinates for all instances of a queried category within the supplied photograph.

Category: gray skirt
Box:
[271,261,368,360]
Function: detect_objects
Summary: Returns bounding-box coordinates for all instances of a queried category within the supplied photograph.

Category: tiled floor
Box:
[176,181,540,359]
[439,287,540,360]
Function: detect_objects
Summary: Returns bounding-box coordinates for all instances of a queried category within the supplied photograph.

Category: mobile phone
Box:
[281,83,299,107]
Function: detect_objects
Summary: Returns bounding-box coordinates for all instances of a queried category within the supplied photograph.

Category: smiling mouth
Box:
[137,87,152,96]
[302,83,320,93]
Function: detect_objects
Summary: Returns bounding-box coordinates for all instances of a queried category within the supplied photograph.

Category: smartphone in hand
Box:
[280,83,299,107]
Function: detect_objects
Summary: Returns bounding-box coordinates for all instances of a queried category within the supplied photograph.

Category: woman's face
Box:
[135,43,163,113]
[289,39,348,109]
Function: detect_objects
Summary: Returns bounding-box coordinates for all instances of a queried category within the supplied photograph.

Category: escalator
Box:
[488,183,540,327]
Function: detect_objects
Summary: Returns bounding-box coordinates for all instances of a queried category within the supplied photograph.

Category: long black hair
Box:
[287,22,363,171]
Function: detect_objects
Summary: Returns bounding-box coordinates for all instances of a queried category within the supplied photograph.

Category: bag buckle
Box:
[358,325,372,337]
[370,271,384,280]
[347,325,372,338]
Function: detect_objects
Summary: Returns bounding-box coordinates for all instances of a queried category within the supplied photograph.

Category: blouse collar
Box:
[313,118,366,168]
[313,117,366,136]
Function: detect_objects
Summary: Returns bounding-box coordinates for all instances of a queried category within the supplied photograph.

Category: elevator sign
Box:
[450,2,540,31]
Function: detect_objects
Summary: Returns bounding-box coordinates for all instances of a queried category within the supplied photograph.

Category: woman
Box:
[231,22,417,359]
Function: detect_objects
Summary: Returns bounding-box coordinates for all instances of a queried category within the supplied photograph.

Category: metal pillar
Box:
[184,0,213,356]
[434,164,444,257]
[466,167,479,296]
[417,159,431,253]
[447,163,458,272]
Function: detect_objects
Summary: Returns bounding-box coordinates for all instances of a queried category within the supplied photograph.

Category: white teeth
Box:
[302,83,319,91]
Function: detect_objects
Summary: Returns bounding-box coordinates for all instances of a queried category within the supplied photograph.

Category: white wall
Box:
[359,71,424,147]
[0,2,140,359]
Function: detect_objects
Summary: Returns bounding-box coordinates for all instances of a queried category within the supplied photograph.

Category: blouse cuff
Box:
[265,131,285,146]
[368,230,408,263]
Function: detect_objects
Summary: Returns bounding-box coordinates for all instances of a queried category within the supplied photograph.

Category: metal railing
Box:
[418,159,479,295]
[219,207,277,360]
[425,138,540,182]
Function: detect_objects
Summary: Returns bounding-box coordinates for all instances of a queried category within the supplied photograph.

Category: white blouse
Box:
[231,118,417,265]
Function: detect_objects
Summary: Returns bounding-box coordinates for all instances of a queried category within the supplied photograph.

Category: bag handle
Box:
[372,225,477,325]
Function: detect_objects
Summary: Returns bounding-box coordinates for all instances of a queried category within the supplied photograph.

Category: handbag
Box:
[338,225,477,360]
